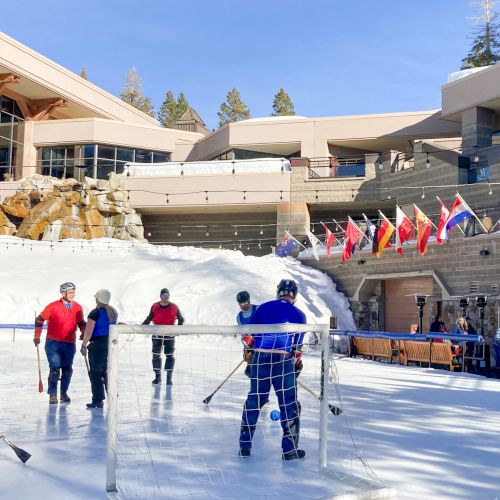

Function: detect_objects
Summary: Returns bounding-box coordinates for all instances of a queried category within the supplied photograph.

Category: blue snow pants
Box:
[239,352,300,454]
[45,339,76,395]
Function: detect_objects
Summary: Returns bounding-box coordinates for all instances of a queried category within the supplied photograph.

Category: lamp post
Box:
[459,298,469,318]
[476,294,487,337]
[415,295,427,334]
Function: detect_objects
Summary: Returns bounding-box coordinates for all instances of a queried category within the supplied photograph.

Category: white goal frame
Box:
[105,323,330,494]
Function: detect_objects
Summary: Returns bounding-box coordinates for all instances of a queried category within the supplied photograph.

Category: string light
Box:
[473,147,479,163]
[243,191,246,201]
[166,194,169,204]
[425,153,430,169]
[234,226,238,236]
[421,187,425,199]
[177,226,182,237]
[205,226,210,237]
[232,161,235,175]
[260,226,264,235]
[488,184,493,195]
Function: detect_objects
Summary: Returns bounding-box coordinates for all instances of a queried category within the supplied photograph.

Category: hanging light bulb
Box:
[421,187,426,199]
[425,153,430,168]
[258,241,262,249]
[387,193,392,200]
[488,184,493,196]
[177,227,182,237]
[234,227,238,236]
[311,224,315,233]
[474,147,479,163]
[205,226,210,237]
[260,226,264,235]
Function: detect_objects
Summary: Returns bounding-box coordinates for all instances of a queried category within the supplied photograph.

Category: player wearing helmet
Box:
[34,282,86,404]
[239,279,306,460]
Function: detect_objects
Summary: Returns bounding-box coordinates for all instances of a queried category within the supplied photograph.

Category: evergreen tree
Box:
[271,88,296,116]
[119,67,155,117]
[158,90,178,127]
[461,0,500,69]
[158,91,190,128]
[80,66,88,80]
[177,92,189,119]
[217,88,250,128]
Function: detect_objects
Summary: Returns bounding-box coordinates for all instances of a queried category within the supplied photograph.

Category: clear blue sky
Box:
[3,0,479,130]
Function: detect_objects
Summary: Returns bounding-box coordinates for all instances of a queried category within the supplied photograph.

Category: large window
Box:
[38,144,171,179]
[0,96,24,180]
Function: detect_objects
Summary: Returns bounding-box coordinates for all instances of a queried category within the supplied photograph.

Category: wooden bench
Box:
[403,341,459,371]
[353,337,394,363]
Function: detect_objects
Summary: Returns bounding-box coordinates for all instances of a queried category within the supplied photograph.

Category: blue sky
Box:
[3,0,480,129]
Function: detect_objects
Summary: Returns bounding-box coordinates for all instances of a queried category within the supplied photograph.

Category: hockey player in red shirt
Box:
[34,282,86,404]
[143,288,184,385]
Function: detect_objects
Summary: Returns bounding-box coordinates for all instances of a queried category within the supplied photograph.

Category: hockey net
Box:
[106,324,393,499]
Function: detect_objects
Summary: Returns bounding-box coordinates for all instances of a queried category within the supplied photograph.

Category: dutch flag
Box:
[436,194,475,242]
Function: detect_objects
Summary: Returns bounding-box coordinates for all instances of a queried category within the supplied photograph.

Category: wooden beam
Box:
[0,73,20,93]
[29,98,68,120]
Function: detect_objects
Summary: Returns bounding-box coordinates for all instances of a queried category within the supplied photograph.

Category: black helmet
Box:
[236,291,250,304]
[276,279,298,299]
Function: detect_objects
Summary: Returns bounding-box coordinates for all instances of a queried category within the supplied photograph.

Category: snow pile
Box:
[0,236,354,329]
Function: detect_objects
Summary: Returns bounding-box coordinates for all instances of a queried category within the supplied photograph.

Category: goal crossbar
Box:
[106,323,330,493]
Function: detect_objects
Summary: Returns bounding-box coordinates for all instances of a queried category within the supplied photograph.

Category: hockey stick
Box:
[36,345,43,393]
[297,380,342,416]
[203,359,245,405]
[83,352,91,379]
[0,434,32,463]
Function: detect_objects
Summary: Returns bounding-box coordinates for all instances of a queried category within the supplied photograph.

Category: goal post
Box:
[106,323,329,493]
[105,323,393,498]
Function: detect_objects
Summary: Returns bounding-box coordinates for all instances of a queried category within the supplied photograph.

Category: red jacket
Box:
[143,302,184,326]
[35,299,85,343]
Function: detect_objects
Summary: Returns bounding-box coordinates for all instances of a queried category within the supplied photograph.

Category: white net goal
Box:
[106,324,394,499]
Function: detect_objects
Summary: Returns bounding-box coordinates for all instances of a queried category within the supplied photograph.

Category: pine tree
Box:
[158,91,178,127]
[271,88,296,116]
[119,67,155,117]
[461,0,500,69]
[80,66,88,80]
[217,88,250,128]
[177,92,189,119]
[158,91,190,128]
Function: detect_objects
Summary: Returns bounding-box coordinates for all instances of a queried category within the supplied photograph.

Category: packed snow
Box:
[0,236,499,499]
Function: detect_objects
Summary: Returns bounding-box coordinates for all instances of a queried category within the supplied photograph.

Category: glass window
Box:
[153,151,170,163]
[83,144,95,159]
[117,147,134,162]
[135,149,152,163]
[98,145,115,160]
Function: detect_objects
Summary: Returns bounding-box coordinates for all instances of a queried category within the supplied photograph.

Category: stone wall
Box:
[301,232,500,343]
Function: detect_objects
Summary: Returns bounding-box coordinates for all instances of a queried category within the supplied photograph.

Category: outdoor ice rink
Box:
[2,329,500,499]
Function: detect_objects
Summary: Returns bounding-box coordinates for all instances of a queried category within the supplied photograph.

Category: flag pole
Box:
[285,230,307,250]
[457,193,489,234]
[348,216,371,246]
[413,203,438,230]
[436,195,464,234]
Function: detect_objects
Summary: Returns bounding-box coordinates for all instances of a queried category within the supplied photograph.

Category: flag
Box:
[275,232,299,257]
[321,223,336,257]
[342,218,364,263]
[373,212,395,258]
[362,213,376,250]
[305,229,321,261]
[414,205,432,256]
[436,197,449,245]
[395,206,413,255]
[436,194,475,242]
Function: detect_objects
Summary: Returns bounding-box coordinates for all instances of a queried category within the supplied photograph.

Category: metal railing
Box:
[306,156,366,179]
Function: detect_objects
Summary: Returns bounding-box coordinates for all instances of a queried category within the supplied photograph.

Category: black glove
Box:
[33,338,40,346]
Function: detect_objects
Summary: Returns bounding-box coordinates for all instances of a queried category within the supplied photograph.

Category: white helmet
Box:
[95,289,111,305]
[60,282,76,293]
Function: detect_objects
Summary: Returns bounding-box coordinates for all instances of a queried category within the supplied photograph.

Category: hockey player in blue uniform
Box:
[236,291,259,378]
[236,291,258,325]
[239,279,307,460]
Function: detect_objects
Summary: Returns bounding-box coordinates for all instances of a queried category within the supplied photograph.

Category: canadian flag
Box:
[395,206,413,255]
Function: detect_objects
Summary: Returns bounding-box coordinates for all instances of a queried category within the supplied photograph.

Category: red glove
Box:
[241,335,254,348]
[292,350,303,375]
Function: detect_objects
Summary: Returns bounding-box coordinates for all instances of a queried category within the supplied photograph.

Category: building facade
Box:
[1,32,499,340]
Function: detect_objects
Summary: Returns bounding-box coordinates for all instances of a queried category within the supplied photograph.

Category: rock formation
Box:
[0,173,145,241]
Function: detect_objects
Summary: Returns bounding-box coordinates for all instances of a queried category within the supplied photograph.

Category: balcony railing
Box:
[305,157,366,179]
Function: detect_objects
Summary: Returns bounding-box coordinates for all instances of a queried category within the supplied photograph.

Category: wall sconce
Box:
[479,248,490,257]
[357,259,366,265]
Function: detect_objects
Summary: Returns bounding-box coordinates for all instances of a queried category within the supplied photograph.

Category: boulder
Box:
[0,192,30,218]
[80,208,107,239]
[17,197,69,240]
[0,209,16,236]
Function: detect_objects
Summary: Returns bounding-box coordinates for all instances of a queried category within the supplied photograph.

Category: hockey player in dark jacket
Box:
[239,279,306,460]
[143,288,184,385]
